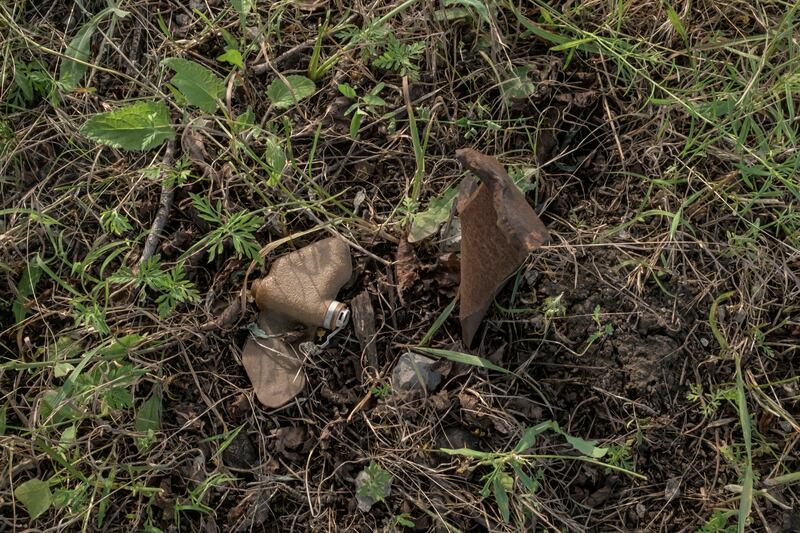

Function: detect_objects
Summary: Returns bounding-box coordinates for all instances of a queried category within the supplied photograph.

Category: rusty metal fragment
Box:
[455,148,549,346]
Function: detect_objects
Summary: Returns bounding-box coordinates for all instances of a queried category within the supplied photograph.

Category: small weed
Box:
[338,82,387,138]
[370,383,392,398]
[687,383,737,417]
[6,59,55,108]
[357,461,393,504]
[391,512,415,529]
[584,304,614,350]
[188,193,264,263]
[696,510,737,533]
[108,256,200,317]
[604,442,634,472]
[100,209,133,236]
[441,420,643,523]
[373,33,425,80]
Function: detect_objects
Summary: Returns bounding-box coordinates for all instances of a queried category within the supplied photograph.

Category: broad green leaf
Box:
[416,346,510,374]
[135,389,162,433]
[266,75,316,109]
[492,475,510,522]
[338,83,357,98]
[135,386,162,451]
[14,478,53,519]
[562,432,608,458]
[99,334,143,358]
[231,0,254,27]
[81,101,175,151]
[58,425,77,455]
[53,362,74,378]
[59,7,129,91]
[501,65,536,102]
[264,135,286,186]
[550,421,608,458]
[408,187,458,242]
[162,58,225,113]
[513,421,557,453]
[362,94,387,107]
[217,48,243,69]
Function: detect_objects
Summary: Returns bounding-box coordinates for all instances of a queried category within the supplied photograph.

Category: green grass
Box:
[0,0,797,531]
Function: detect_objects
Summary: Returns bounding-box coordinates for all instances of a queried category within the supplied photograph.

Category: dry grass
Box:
[1,0,798,532]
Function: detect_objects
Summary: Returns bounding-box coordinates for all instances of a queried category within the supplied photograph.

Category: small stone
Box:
[700,337,709,347]
[353,189,367,215]
[392,353,442,392]
[664,477,681,501]
[221,431,258,470]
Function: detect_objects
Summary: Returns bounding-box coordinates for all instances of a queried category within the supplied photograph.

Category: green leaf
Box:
[13,262,42,323]
[665,5,687,41]
[0,406,6,436]
[511,462,537,492]
[135,386,162,451]
[501,65,536,102]
[231,0,254,27]
[162,58,225,113]
[54,362,74,378]
[264,135,286,186]
[492,475,510,522]
[266,75,316,109]
[416,346,510,374]
[58,425,77,455]
[419,296,457,346]
[217,48,243,69]
[362,94,387,107]
[513,421,557,453]
[555,425,608,458]
[407,187,458,242]
[444,0,490,24]
[14,478,53,520]
[395,513,415,527]
[349,109,365,139]
[99,334,144,358]
[59,7,129,91]
[439,447,489,458]
[81,101,175,151]
[357,461,393,502]
[338,83,357,98]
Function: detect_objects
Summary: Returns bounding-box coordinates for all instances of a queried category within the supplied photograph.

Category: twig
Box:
[137,140,176,269]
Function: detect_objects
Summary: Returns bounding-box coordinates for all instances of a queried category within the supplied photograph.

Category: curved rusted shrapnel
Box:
[242,238,352,407]
[455,148,550,347]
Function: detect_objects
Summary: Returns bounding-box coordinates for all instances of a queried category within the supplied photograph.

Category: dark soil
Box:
[2,1,798,532]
